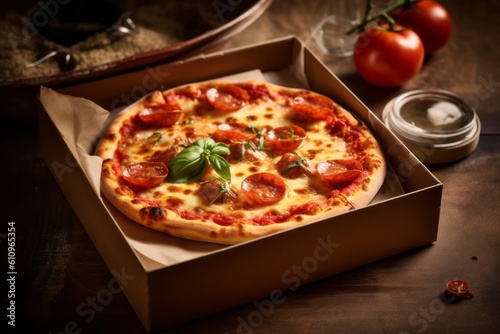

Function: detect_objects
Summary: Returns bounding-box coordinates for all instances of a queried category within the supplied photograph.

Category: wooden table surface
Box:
[3,1,499,333]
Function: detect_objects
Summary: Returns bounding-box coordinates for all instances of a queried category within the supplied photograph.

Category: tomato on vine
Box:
[347,0,451,87]
[353,24,424,87]
[390,0,453,54]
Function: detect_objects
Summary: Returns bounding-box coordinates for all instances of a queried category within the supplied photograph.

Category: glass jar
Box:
[382,90,480,163]
[311,0,361,57]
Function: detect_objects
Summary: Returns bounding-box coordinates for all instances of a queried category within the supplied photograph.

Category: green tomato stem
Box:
[346,0,420,35]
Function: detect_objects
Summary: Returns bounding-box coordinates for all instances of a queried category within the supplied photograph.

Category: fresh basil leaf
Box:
[195,137,214,150]
[177,145,204,158]
[168,149,204,181]
[168,154,199,170]
[168,146,203,166]
[168,156,207,183]
[166,138,232,183]
[208,154,231,182]
[183,159,209,183]
[210,143,230,156]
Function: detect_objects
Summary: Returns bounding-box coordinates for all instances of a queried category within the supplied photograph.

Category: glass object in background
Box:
[312,0,361,57]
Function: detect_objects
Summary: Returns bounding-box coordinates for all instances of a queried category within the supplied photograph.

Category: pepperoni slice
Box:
[316,159,363,186]
[206,85,250,111]
[241,173,287,204]
[138,104,184,127]
[276,153,311,179]
[122,162,168,188]
[266,125,306,153]
[197,179,237,205]
[292,93,335,121]
[243,83,273,101]
[211,123,256,143]
[150,146,183,165]
[446,280,474,299]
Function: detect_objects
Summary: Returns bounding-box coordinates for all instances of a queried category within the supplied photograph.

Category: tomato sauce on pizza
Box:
[96,80,386,244]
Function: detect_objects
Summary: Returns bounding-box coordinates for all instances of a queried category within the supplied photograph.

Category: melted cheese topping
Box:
[117,87,367,225]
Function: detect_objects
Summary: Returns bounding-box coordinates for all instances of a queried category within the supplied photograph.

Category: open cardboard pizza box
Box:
[38,36,442,333]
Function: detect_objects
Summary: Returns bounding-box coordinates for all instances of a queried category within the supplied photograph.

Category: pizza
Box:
[96,80,386,244]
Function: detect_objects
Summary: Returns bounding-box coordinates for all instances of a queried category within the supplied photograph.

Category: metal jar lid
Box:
[382,89,480,163]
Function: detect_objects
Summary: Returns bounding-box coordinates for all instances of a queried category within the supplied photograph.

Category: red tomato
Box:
[354,24,424,87]
[138,104,183,127]
[266,125,306,153]
[241,173,287,204]
[390,0,453,54]
[122,162,168,188]
[316,159,363,186]
[446,279,474,299]
[206,85,250,111]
